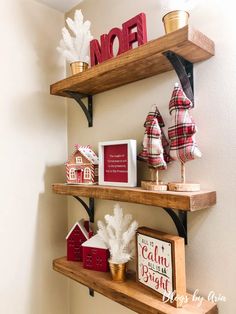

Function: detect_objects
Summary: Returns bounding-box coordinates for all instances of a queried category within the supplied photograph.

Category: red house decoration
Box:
[66,219,93,261]
[66,145,99,185]
[82,234,110,272]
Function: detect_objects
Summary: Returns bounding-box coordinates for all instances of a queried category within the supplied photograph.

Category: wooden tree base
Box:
[141,180,168,191]
[168,182,200,192]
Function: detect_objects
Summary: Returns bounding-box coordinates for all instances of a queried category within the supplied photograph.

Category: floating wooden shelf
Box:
[51,24,217,313]
[50,25,214,97]
[53,257,218,314]
[52,183,216,212]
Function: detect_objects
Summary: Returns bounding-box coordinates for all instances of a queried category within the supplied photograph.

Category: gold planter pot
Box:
[109,261,127,282]
[70,61,89,75]
[162,10,189,34]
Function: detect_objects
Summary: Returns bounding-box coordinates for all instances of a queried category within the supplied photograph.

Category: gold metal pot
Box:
[162,10,189,34]
[70,61,89,75]
[109,261,127,282]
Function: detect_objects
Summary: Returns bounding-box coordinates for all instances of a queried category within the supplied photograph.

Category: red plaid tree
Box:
[168,83,202,190]
[139,106,171,190]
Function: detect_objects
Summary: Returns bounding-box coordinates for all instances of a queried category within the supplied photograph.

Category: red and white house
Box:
[82,234,110,272]
[66,145,99,185]
[66,219,93,261]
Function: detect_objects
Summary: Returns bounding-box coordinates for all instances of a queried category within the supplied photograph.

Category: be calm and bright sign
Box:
[137,232,173,295]
[136,227,186,308]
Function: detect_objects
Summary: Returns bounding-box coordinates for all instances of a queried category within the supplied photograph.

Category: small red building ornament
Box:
[90,13,147,66]
[66,219,93,261]
[82,234,109,272]
[66,145,99,185]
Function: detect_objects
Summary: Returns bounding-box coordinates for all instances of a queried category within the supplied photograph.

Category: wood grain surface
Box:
[50,26,215,97]
[52,183,216,211]
[53,257,218,314]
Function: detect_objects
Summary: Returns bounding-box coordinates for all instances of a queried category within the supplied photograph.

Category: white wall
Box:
[65,0,236,313]
[0,1,68,313]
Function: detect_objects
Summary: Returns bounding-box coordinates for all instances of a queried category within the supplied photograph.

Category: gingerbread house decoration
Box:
[66,219,93,261]
[82,234,110,272]
[66,145,99,185]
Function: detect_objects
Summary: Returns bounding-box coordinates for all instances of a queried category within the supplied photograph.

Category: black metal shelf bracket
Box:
[73,196,95,223]
[89,288,94,297]
[66,91,93,127]
[163,208,188,245]
[163,51,194,106]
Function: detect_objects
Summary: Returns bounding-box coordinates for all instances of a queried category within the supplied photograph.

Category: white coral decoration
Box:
[97,204,138,264]
[57,10,93,64]
[160,0,198,13]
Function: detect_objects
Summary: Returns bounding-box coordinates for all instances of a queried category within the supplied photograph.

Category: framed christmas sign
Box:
[136,227,186,308]
[98,139,137,187]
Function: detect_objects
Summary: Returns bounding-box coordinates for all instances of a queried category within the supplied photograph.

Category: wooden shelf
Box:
[50,26,214,97]
[53,257,218,314]
[52,183,216,212]
[51,25,217,313]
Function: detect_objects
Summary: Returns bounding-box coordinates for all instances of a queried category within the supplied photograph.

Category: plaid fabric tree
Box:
[138,106,171,169]
[168,84,201,163]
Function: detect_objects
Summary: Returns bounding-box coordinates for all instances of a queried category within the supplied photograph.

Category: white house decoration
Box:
[82,234,110,272]
[66,145,99,185]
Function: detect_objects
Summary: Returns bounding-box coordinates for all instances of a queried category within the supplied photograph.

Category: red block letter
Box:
[107,27,125,58]
[122,12,147,51]
[90,35,110,66]
[90,39,103,66]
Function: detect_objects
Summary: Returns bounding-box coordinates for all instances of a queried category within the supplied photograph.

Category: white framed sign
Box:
[98,139,137,187]
[136,227,186,308]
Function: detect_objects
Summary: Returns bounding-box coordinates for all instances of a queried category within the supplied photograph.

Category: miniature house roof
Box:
[78,145,99,164]
[67,145,99,165]
[66,219,89,240]
[82,234,108,249]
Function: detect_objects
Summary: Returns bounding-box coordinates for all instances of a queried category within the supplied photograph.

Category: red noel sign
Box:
[90,13,147,66]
